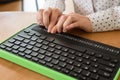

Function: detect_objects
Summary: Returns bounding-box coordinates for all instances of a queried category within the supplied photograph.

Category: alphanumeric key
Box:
[78,75,87,80]
[45,51,53,56]
[48,47,55,52]
[81,70,91,77]
[42,40,49,45]
[46,37,55,42]
[3,42,13,47]
[61,68,69,74]
[40,35,46,40]
[25,55,32,59]
[55,45,62,50]
[99,65,113,73]
[31,36,38,41]
[0,44,6,49]
[32,47,39,52]
[37,54,45,59]
[51,59,59,64]
[95,54,103,58]
[18,47,26,52]
[66,59,74,64]
[14,41,21,45]
[69,71,78,77]
[52,54,59,59]
[24,49,32,54]
[46,63,53,67]
[98,70,111,78]
[49,43,56,47]
[8,38,15,43]
[62,47,68,52]
[12,49,19,54]
[74,61,82,67]
[89,67,98,73]
[111,58,118,63]
[68,54,75,59]
[39,49,46,54]
[61,52,68,57]
[32,57,39,62]
[41,45,48,50]
[58,62,66,67]
[54,50,62,54]
[23,39,30,43]
[30,52,39,57]
[44,56,52,62]
[39,60,46,64]
[18,52,25,56]
[29,41,36,45]
[90,73,99,80]
[18,32,31,39]
[59,56,66,61]
[6,47,12,51]
[14,36,24,41]
[74,68,82,73]
[66,64,74,70]
[35,43,42,47]
[26,45,33,49]
[12,45,20,49]
[68,49,75,54]
[27,31,35,36]
[81,64,89,70]
[37,39,43,43]
[53,65,61,70]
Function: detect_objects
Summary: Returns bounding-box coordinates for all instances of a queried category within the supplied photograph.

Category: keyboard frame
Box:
[0,23,120,80]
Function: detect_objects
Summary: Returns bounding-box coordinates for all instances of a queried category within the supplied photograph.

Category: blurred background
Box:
[0,0,45,12]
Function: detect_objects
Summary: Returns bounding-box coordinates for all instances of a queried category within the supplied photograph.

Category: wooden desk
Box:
[0,12,120,80]
[0,1,22,11]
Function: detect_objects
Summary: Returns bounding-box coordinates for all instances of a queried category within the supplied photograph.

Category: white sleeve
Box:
[43,0,65,12]
[87,6,120,32]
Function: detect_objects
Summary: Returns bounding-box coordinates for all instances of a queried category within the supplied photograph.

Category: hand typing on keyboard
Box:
[37,8,92,34]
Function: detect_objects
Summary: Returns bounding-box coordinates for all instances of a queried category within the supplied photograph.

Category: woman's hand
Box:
[37,7,62,33]
[55,12,92,33]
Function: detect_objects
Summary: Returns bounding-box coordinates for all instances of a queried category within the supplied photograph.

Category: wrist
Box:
[83,17,92,32]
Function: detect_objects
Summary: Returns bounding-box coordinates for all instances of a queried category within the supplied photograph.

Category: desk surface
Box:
[0,12,120,80]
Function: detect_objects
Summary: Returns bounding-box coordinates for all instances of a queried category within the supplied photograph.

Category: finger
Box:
[43,7,52,28]
[63,15,74,29]
[37,9,44,25]
[64,22,79,32]
[55,15,67,33]
[48,8,61,32]
[51,26,57,34]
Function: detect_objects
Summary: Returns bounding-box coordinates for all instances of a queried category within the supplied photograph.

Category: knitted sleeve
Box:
[87,6,120,32]
[43,0,65,12]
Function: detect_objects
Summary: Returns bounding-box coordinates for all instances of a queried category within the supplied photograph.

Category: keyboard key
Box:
[44,56,52,62]
[66,64,74,70]
[98,70,111,78]
[61,68,69,74]
[90,73,99,80]
[81,70,91,77]
[3,42,13,47]
[58,62,66,67]
[51,59,59,64]
[37,54,45,59]
[74,68,82,73]
[69,71,78,77]
[32,57,39,62]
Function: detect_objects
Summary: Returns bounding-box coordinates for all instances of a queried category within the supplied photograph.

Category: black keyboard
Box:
[0,24,120,80]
